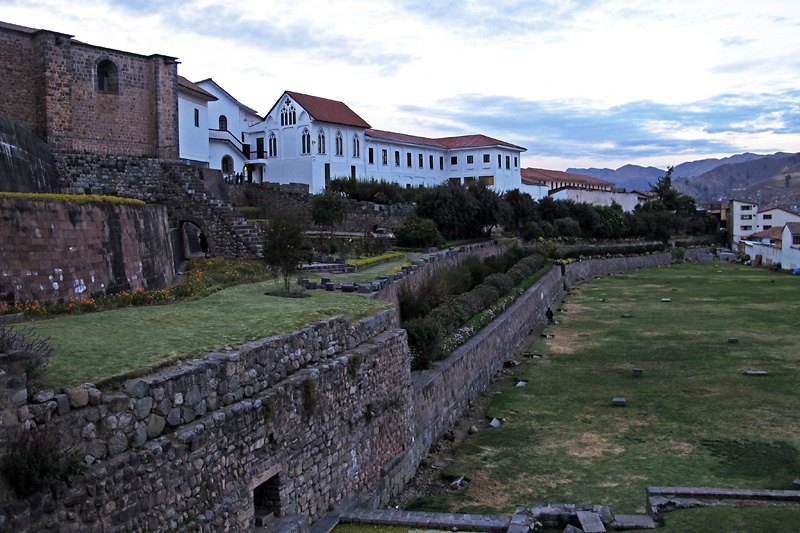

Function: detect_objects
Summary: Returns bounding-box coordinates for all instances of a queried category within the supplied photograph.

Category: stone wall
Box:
[0,197,174,305]
[0,23,178,159]
[0,116,56,193]
[0,251,701,531]
[53,153,262,260]
[0,310,406,531]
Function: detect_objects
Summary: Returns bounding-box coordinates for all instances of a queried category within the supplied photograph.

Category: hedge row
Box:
[0,192,146,205]
[556,242,666,259]
[406,253,546,369]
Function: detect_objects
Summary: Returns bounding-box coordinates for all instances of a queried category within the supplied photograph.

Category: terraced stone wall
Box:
[0,197,174,305]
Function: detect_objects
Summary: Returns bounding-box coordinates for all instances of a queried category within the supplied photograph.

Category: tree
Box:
[310,189,349,233]
[504,189,538,232]
[468,183,511,237]
[263,207,312,296]
[416,181,478,240]
[395,215,444,248]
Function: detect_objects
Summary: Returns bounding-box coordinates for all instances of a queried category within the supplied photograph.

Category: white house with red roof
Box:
[728,199,800,246]
[740,222,800,269]
[520,168,643,211]
[179,83,525,193]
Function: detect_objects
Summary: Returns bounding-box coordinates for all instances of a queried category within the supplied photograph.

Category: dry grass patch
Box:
[546,329,599,355]
[564,433,625,458]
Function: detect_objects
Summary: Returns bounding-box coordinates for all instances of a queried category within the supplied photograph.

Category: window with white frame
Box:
[301,128,311,154]
[353,134,360,158]
[335,131,343,156]
[268,132,277,157]
[483,154,490,163]
[280,101,296,126]
[467,155,474,164]
[318,130,325,154]
[382,149,388,165]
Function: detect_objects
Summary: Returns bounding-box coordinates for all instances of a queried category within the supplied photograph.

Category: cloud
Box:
[396,90,800,160]
[720,36,754,47]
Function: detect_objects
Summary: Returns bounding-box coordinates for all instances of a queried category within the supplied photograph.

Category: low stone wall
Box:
[0,310,407,531]
[0,198,174,305]
[1,311,396,463]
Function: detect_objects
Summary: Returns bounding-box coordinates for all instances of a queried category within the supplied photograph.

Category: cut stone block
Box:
[728,337,738,343]
[516,381,527,387]
[633,368,643,378]
[661,298,671,302]
[577,510,607,532]
[489,418,502,428]
[622,313,634,318]
[612,397,626,407]
[745,370,767,376]
[357,284,373,293]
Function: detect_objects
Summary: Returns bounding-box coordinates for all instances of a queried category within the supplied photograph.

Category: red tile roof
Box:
[749,226,784,240]
[285,91,371,128]
[178,76,218,101]
[365,129,447,148]
[521,168,614,188]
[437,134,525,151]
[786,222,800,235]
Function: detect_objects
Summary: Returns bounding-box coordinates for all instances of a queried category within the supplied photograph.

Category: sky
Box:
[3,0,800,171]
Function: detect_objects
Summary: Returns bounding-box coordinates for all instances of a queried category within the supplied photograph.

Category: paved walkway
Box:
[339,508,511,531]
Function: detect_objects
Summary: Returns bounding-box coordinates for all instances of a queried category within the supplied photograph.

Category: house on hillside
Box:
[177,77,217,168]
[728,199,800,246]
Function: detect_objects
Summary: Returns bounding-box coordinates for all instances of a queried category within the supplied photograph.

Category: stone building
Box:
[0,20,179,159]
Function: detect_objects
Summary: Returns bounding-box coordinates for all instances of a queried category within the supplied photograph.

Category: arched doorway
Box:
[180,221,208,258]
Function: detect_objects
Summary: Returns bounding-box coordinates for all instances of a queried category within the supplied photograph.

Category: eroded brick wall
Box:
[0,198,174,304]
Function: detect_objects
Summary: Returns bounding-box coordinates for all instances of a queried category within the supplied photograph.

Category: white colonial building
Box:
[727,199,800,245]
[178,83,525,193]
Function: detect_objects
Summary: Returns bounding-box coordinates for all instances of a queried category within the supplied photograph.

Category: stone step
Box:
[254,511,275,527]
[577,510,606,532]
[612,514,658,530]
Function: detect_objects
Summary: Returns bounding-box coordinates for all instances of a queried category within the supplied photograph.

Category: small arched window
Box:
[335,131,343,156]
[96,59,119,94]
[318,129,325,154]
[221,155,233,174]
[352,134,360,158]
[268,132,277,157]
[218,115,228,131]
[301,128,311,154]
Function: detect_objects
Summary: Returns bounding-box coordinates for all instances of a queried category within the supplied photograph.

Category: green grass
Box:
[659,506,800,532]
[29,280,392,390]
[412,262,800,516]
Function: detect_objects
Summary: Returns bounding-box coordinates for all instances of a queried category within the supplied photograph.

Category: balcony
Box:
[209,129,245,155]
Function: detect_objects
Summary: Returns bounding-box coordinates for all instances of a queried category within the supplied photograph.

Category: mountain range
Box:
[568,152,800,210]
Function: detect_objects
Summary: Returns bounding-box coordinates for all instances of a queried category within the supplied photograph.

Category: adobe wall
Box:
[0,198,174,305]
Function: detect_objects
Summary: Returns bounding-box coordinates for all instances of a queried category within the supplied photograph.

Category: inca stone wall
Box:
[0,115,56,194]
[0,23,178,159]
[0,197,174,305]
[53,153,262,260]
[0,252,697,531]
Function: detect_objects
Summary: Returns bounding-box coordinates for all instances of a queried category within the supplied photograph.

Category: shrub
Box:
[396,216,444,248]
[4,427,63,497]
[483,273,515,296]
[0,324,51,394]
[405,318,442,370]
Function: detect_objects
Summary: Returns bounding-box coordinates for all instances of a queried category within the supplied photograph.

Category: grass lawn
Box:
[28,280,392,390]
[414,262,800,517]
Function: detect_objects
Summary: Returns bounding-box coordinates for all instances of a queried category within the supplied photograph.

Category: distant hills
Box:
[568,151,800,210]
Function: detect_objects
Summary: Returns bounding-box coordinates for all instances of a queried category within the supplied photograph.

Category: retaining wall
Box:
[0,251,698,531]
[0,198,174,305]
